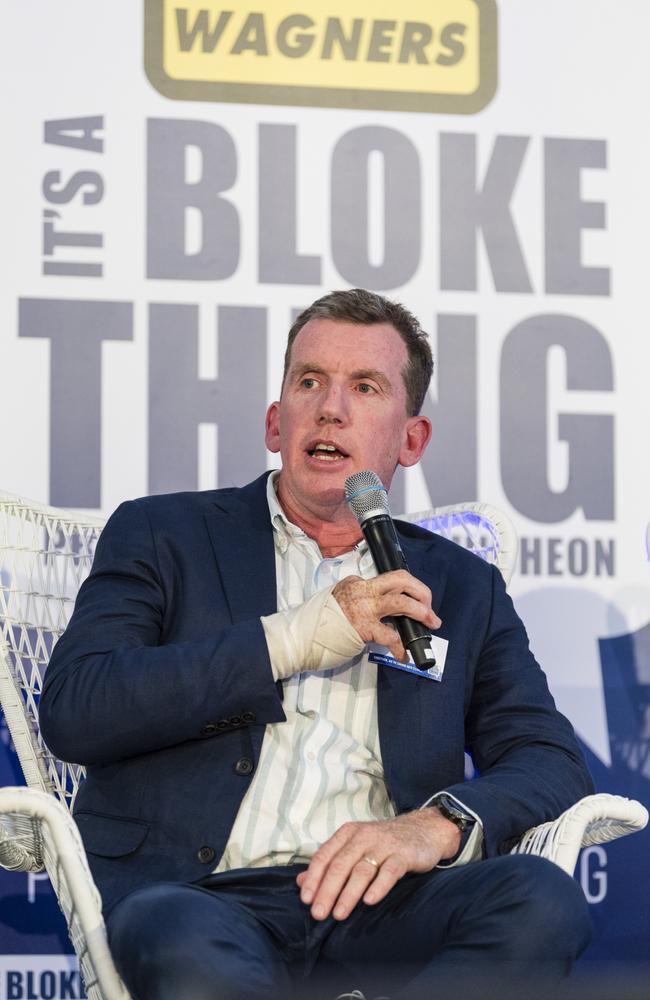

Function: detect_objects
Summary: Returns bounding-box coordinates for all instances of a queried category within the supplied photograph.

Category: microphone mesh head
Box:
[344,470,391,522]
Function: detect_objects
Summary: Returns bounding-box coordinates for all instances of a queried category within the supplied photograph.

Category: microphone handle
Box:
[360,514,434,670]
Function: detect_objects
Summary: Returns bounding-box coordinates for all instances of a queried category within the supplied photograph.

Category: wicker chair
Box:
[0,489,647,1000]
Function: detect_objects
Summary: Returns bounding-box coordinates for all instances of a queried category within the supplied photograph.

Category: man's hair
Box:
[282,288,433,416]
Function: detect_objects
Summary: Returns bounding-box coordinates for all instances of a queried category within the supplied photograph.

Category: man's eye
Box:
[301,378,318,389]
[356,383,376,394]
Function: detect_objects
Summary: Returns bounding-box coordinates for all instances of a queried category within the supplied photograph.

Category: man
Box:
[40,289,593,1000]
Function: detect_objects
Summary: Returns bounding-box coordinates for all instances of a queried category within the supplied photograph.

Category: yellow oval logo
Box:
[145,0,498,113]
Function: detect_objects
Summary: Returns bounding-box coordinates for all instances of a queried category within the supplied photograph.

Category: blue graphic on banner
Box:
[0,712,73,957]
[577,622,650,965]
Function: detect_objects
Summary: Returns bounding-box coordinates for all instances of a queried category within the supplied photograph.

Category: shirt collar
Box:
[266,470,370,564]
[266,470,304,553]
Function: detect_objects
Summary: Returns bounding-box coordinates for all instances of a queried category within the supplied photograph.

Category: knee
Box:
[501,855,592,958]
[107,884,186,972]
[106,882,289,1000]
[108,884,178,944]
[107,884,237,1000]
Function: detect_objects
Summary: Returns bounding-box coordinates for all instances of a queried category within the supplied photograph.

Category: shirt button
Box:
[307,751,316,761]
[197,845,216,865]
[234,756,254,776]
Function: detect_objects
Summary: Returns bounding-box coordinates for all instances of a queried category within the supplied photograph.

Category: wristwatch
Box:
[435,795,475,834]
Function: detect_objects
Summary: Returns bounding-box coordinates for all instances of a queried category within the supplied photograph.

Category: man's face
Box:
[265,318,431,515]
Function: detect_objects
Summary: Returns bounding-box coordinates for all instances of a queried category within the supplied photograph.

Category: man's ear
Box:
[265,401,281,453]
[398,415,432,468]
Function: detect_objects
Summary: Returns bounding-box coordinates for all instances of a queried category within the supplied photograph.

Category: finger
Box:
[309,847,372,920]
[369,574,441,629]
[362,854,408,906]
[330,857,383,921]
[378,592,440,629]
[371,571,432,606]
[370,620,407,658]
[299,824,356,905]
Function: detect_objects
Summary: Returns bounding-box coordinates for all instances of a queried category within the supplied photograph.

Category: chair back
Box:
[398,501,518,584]
[0,490,104,811]
[0,490,517,812]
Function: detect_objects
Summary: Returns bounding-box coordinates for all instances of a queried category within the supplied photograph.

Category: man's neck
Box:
[275,476,363,558]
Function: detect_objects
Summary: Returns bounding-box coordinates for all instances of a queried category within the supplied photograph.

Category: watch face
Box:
[438,797,472,831]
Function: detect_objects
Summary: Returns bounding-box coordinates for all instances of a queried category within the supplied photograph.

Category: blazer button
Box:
[234,756,254,776]
[229,715,242,726]
[197,845,216,865]
[242,711,256,723]
[200,723,217,736]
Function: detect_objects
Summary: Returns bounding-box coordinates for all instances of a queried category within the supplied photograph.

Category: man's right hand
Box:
[332,570,441,663]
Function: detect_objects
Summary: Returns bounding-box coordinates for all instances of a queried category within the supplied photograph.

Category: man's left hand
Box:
[296,808,461,921]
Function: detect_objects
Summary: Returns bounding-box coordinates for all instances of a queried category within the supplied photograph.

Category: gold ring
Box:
[363,855,379,869]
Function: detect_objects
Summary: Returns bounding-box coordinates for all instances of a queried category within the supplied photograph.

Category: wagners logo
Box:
[145,0,498,113]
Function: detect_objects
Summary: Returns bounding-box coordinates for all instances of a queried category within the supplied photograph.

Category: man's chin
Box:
[307,479,348,507]
[303,472,353,510]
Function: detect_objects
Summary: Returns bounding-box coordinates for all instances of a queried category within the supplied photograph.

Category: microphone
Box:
[344,470,435,671]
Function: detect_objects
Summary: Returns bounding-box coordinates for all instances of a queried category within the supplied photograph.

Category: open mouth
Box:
[307,442,350,462]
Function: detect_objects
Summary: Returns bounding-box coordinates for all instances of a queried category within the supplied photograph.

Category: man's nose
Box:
[317,384,349,424]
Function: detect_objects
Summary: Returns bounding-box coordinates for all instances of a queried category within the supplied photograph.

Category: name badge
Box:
[367,637,449,682]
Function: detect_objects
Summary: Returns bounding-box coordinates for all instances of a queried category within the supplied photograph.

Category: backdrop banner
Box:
[1,0,648,986]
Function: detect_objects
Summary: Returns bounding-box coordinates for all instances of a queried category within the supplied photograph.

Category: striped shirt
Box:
[214,472,395,871]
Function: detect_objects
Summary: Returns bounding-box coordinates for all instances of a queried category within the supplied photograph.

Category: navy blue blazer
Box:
[39,473,593,913]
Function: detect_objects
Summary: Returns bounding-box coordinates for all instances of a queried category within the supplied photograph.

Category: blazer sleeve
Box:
[39,499,286,767]
[440,564,594,857]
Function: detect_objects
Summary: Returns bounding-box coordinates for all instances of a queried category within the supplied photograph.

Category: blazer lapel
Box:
[203,474,278,624]
[377,527,452,810]
[397,528,449,613]
[203,475,280,760]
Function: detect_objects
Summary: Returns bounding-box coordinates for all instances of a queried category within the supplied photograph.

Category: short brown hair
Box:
[282,289,433,416]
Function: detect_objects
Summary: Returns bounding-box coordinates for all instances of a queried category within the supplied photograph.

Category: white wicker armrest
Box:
[0,803,44,872]
[0,786,130,1000]
[510,793,649,876]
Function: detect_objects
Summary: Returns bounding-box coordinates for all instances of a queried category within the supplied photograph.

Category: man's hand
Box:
[296,808,461,921]
[332,570,441,663]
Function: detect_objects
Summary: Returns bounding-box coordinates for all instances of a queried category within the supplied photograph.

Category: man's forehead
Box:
[290,318,407,369]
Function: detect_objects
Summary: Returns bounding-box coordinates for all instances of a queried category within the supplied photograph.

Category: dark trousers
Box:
[106,855,591,1000]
